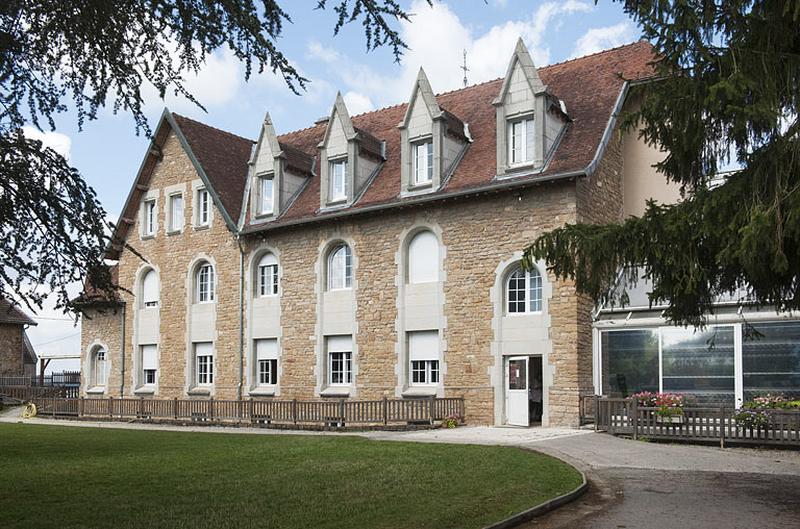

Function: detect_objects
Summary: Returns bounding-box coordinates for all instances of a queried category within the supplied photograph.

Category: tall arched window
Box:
[195,262,215,303]
[407,230,439,284]
[327,244,352,290]
[91,346,107,387]
[256,253,278,297]
[507,265,542,314]
[141,269,159,308]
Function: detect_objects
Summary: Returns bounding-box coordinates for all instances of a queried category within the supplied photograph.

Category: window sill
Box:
[134,387,156,395]
[402,386,438,398]
[166,229,183,236]
[193,224,210,232]
[248,387,276,397]
[320,386,352,398]
[140,234,156,241]
[408,182,433,192]
[86,387,106,395]
[187,387,211,396]
[254,212,275,220]
[324,199,348,209]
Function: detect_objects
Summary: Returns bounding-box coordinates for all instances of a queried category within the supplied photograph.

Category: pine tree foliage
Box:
[523,0,800,325]
[0,0,423,315]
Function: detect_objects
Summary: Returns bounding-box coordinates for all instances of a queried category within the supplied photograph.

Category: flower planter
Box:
[656,414,684,424]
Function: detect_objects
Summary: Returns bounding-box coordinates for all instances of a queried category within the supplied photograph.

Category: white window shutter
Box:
[255,338,278,360]
[408,231,439,283]
[408,330,439,361]
[327,335,352,353]
[259,253,277,267]
[525,118,534,162]
[195,342,213,357]
[141,345,158,370]
[142,270,158,305]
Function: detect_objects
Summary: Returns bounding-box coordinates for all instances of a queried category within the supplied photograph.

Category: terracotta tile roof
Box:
[75,265,122,306]
[0,299,37,326]
[172,114,254,224]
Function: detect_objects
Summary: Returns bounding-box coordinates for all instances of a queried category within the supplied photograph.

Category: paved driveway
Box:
[523,433,800,529]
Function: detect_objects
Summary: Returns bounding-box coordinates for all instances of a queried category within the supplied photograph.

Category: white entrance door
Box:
[505,356,529,426]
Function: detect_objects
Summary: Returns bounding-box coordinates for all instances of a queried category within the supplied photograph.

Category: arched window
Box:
[256,253,278,297]
[91,347,107,387]
[327,244,352,290]
[195,262,215,303]
[141,269,159,308]
[407,230,439,284]
[507,265,542,314]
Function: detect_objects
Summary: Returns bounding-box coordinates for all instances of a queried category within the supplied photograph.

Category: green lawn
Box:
[0,424,581,529]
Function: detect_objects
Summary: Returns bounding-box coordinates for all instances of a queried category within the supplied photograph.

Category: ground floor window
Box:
[255,338,279,386]
[408,330,441,386]
[140,344,158,386]
[194,342,214,386]
[92,348,107,387]
[326,336,352,386]
[599,321,800,405]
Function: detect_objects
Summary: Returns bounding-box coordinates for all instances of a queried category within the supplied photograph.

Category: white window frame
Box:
[327,244,352,291]
[407,230,440,284]
[196,188,210,227]
[196,263,215,303]
[328,351,352,386]
[143,199,156,236]
[506,265,542,314]
[141,269,159,308]
[257,254,278,297]
[407,330,441,387]
[258,359,278,386]
[329,159,347,202]
[143,369,157,385]
[411,139,433,186]
[140,344,158,387]
[507,116,534,166]
[93,348,107,388]
[195,346,214,386]
[168,193,184,233]
[257,174,274,216]
[411,359,440,385]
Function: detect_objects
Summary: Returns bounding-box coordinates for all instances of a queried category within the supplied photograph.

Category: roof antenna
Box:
[461,49,470,87]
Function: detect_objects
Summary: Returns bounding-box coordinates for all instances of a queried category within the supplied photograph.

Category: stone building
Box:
[0,299,38,378]
[80,40,679,426]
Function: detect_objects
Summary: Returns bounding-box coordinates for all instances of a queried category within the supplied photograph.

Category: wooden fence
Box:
[595,397,800,447]
[0,385,75,402]
[29,396,465,429]
[0,372,80,388]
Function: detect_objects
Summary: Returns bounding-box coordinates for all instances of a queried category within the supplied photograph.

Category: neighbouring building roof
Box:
[0,299,37,326]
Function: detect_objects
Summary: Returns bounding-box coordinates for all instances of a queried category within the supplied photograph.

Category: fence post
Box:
[594,395,600,432]
[52,394,56,417]
[720,405,726,449]
[79,396,84,417]
[138,397,144,418]
[109,396,113,418]
[428,396,435,425]
[209,398,214,421]
[292,399,298,424]
[248,398,254,422]
[173,397,178,420]
[383,397,388,426]
[632,398,638,440]
[339,399,345,426]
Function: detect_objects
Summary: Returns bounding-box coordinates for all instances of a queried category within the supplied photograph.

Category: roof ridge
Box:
[172,112,255,144]
[540,40,649,70]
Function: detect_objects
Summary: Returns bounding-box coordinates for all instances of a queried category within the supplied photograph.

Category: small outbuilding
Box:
[0,299,38,378]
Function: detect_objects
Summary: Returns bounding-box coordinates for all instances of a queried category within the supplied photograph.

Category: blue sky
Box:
[27,0,638,370]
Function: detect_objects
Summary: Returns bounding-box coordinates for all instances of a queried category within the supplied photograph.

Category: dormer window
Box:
[508,117,534,165]
[329,159,347,202]
[257,174,274,216]
[412,140,433,186]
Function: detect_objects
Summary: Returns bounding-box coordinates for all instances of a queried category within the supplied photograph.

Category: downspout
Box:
[119,303,126,395]
[237,235,245,400]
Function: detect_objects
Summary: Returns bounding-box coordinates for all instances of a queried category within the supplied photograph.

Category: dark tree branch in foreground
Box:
[0,0,424,314]
[524,0,800,326]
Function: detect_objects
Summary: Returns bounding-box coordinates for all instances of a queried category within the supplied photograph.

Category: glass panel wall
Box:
[743,322,800,400]
[600,330,659,397]
[661,326,735,405]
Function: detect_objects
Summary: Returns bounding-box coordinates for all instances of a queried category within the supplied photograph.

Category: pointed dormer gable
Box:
[247,112,313,224]
[398,68,470,196]
[318,92,385,209]
[493,38,569,176]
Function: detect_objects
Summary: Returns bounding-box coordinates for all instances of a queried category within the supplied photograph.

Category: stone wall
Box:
[0,324,24,376]
[80,306,123,394]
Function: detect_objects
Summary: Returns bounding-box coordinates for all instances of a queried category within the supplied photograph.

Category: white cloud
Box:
[342,91,374,115]
[304,0,594,108]
[570,22,636,59]
[22,127,72,160]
